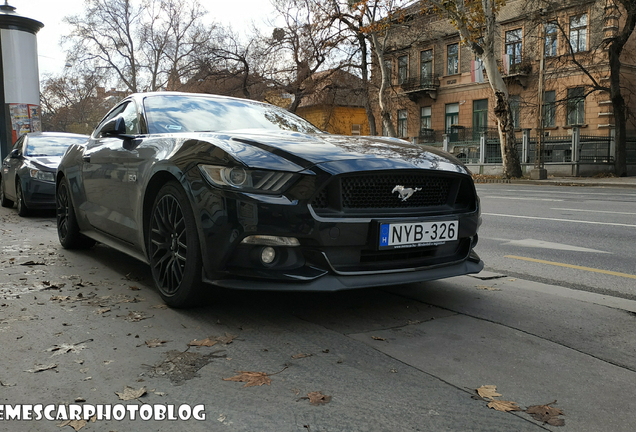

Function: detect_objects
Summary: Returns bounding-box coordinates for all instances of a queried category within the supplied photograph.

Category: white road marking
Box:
[481,195,564,202]
[482,213,636,228]
[490,238,610,253]
[551,208,636,216]
[496,189,636,197]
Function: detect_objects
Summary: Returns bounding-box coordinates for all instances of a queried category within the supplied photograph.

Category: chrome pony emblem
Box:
[392,185,422,201]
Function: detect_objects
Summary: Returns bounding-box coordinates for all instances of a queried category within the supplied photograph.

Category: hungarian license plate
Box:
[379,220,458,249]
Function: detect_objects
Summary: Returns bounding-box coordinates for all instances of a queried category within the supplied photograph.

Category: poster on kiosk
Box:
[0,2,43,160]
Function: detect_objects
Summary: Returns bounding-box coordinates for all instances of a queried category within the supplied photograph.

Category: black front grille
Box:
[341,175,451,209]
[311,172,462,216]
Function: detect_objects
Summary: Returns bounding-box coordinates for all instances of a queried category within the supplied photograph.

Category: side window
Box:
[94,101,139,137]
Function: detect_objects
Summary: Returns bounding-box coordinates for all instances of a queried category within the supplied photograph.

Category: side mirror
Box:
[9,148,21,158]
[100,115,127,137]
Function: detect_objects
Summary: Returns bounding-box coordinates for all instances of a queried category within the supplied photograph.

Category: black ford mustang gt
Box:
[56,92,483,307]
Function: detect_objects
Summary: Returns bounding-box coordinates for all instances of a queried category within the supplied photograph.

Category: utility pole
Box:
[531,15,548,180]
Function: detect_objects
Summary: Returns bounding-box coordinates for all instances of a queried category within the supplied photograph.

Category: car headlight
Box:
[29,168,55,182]
[199,165,298,194]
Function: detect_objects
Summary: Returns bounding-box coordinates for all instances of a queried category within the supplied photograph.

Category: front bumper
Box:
[23,178,56,209]
[187,168,483,291]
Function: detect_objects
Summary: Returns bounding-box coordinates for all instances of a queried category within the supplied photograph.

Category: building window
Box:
[420,50,433,85]
[473,99,488,135]
[570,14,587,53]
[543,90,556,127]
[505,29,523,68]
[445,103,459,132]
[510,95,520,129]
[447,43,459,75]
[567,87,585,125]
[384,59,392,85]
[351,124,361,136]
[398,55,408,85]
[420,106,431,131]
[545,22,558,57]
[397,109,408,137]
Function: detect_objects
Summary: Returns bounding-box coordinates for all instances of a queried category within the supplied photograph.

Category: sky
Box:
[10,0,274,77]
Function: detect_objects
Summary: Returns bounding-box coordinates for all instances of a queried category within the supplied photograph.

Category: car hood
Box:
[200,129,468,175]
[28,156,63,171]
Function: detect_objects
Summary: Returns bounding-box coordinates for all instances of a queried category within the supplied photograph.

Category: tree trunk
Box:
[358,33,377,135]
[608,43,627,177]
[481,52,522,178]
[370,32,396,137]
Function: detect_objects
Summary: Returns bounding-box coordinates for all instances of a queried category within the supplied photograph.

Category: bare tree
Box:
[427,0,523,178]
[63,0,214,92]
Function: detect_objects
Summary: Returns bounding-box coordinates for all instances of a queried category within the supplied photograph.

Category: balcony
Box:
[400,74,440,101]
[496,58,532,88]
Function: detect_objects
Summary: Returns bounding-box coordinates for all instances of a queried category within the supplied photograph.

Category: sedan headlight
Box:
[29,168,55,182]
[199,165,298,194]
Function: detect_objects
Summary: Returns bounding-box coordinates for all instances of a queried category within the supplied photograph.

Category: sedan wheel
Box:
[56,177,95,249]
[16,180,29,216]
[149,182,203,308]
[0,176,14,208]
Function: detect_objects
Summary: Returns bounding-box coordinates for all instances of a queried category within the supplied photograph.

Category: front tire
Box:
[16,180,29,216]
[0,176,14,208]
[148,181,203,308]
[56,177,95,249]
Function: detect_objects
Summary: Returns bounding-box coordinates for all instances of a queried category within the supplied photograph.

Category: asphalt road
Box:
[1,192,636,432]
[475,184,636,299]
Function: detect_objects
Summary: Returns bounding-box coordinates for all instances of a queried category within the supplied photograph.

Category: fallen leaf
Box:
[25,363,58,373]
[488,400,522,412]
[216,333,236,345]
[476,385,502,400]
[0,380,17,387]
[47,343,87,356]
[371,336,386,341]
[129,286,140,291]
[115,386,146,401]
[526,401,565,426]
[307,391,331,405]
[145,339,168,348]
[292,353,312,359]
[223,371,272,388]
[125,311,149,322]
[59,419,87,431]
[188,337,218,347]
[20,260,45,266]
[151,304,168,309]
[50,295,70,302]
[96,308,111,314]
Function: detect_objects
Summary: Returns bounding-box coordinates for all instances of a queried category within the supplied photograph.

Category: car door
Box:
[81,101,141,244]
[2,135,26,201]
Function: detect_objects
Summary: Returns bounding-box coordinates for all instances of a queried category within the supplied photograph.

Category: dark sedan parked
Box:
[56,92,483,307]
[1,132,89,216]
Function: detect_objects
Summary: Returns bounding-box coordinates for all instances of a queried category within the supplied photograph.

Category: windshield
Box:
[143,95,321,134]
[25,135,88,157]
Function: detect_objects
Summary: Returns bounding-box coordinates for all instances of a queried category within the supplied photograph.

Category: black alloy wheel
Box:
[0,176,13,208]
[56,177,95,249]
[16,180,29,216]
[149,182,202,308]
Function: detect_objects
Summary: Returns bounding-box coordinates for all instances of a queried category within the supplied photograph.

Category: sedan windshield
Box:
[143,95,321,134]
[25,135,88,157]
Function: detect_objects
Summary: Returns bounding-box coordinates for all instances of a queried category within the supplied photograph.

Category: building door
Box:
[473,99,488,139]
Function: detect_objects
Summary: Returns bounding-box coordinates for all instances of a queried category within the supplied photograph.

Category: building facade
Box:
[377,0,636,149]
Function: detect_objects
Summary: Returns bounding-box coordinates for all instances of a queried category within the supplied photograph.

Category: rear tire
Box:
[56,177,95,249]
[16,180,30,217]
[148,181,203,308]
[0,176,14,208]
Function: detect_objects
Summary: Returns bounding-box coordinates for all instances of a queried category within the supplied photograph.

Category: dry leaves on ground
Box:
[223,371,272,388]
[125,311,150,322]
[476,385,502,400]
[115,386,147,401]
[476,285,501,291]
[526,401,565,426]
[371,336,386,341]
[306,391,331,405]
[488,400,522,412]
[59,419,87,431]
[291,353,312,359]
[145,339,168,348]
[189,333,237,347]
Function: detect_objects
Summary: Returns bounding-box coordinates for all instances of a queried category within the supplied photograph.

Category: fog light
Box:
[261,247,276,264]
